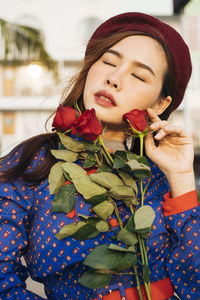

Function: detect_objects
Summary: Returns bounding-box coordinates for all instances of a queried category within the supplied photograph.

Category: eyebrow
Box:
[106,49,156,77]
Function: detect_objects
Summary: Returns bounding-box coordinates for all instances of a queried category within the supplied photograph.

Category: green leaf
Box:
[115,150,127,161]
[133,169,150,179]
[78,269,112,289]
[126,159,151,179]
[50,149,78,162]
[117,228,138,246]
[109,185,137,204]
[126,159,151,172]
[113,157,126,169]
[86,193,108,205]
[118,170,138,194]
[78,214,90,220]
[48,161,65,194]
[96,220,109,232]
[92,201,114,220]
[74,223,99,240]
[83,152,97,168]
[82,140,101,152]
[108,244,136,253]
[0,19,56,73]
[112,150,127,169]
[96,166,112,173]
[134,227,152,239]
[51,184,76,213]
[86,152,97,161]
[58,132,86,152]
[73,176,106,199]
[96,269,115,274]
[83,159,97,168]
[90,172,123,189]
[79,152,88,159]
[134,205,155,230]
[55,221,86,240]
[87,217,101,225]
[125,214,135,233]
[62,162,86,179]
[114,252,137,271]
[126,151,140,161]
[63,170,72,182]
[138,156,150,168]
[58,142,66,150]
[143,264,151,283]
[83,244,124,270]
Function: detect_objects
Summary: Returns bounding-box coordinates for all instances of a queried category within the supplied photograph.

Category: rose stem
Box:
[133,266,143,300]
[98,137,113,164]
[107,194,123,229]
[138,134,152,300]
[94,153,102,166]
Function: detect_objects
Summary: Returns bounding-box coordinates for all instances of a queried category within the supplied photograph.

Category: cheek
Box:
[122,85,162,112]
[83,64,105,107]
[83,71,93,107]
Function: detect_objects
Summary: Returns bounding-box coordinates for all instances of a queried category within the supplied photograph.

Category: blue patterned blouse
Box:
[0,145,199,300]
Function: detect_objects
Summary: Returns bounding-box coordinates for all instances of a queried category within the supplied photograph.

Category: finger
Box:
[144,133,157,157]
[147,108,161,123]
[154,125,189,140]
[149,120,168,131]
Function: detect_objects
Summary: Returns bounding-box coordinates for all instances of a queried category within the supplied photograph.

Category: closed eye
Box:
[103,61,116,67]
[131,73,145,82]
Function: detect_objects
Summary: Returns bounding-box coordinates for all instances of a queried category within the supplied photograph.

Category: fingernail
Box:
[155,132,161,139]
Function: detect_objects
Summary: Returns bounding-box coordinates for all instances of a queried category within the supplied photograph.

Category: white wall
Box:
[0,97,59,155]
[0,0,173,60]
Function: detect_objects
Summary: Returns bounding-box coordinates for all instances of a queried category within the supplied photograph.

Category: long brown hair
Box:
[0,31,176,183]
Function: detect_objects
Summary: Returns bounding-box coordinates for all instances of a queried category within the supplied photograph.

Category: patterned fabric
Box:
[0,145,199,300]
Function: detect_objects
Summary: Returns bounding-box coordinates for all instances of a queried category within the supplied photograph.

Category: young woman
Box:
[0,12,199,300]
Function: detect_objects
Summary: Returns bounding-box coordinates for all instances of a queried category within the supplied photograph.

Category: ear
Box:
[151,96,172,115]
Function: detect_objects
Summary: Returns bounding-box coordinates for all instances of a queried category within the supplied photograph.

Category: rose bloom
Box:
[71,109,102,141]
[52,106,78,131]
[123,109,149,132]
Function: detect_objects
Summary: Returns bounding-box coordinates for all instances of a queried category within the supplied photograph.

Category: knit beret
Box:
[86,12,192,112]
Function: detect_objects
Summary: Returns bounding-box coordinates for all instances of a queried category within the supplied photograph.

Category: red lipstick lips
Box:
[94,90,116,107]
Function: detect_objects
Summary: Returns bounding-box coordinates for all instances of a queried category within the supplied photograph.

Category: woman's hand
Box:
[144,108,195,197]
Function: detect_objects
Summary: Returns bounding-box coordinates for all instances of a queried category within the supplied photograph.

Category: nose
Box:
[105,73,122,90]
[106,79,118,89]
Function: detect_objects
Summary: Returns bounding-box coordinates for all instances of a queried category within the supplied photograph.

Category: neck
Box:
[100,124,128,154]
[101,125,127,143]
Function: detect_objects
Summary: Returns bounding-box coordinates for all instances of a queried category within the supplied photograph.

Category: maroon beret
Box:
[86,12,192,112]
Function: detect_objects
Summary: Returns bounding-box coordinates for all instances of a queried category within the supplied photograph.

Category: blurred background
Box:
[0,0,199,296]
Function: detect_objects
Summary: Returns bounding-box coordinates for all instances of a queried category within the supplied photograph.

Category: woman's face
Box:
[83,35,170,126]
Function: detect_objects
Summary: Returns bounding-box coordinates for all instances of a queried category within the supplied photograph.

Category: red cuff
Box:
[162,190,199,216]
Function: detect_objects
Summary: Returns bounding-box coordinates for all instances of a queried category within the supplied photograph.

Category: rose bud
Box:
[71,108,102,141]
[52,106,78,131]
[123,109,149,133]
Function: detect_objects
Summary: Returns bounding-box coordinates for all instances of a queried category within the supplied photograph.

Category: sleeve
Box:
[0,151,46,299]
[162,190,200,299]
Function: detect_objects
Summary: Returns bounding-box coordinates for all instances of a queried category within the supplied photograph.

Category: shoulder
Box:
[27,144,50,172]
[0,145,24,171]
[147,158,170,196]
[0,133,58,183]
[0,143,49,172]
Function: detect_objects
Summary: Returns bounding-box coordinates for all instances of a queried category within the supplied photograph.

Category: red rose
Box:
[52,106,78,131]
[71,109,102,141]
[123,109,149,132]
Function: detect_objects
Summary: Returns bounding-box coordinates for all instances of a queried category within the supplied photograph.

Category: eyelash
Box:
[103,60,116,67]
[103,60,145,82]
[131,73,145,82]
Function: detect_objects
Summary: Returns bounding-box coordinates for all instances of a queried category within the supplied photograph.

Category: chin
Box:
[99,116,123,127]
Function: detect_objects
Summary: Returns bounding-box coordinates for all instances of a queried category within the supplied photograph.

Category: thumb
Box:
[144,133,156,159]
